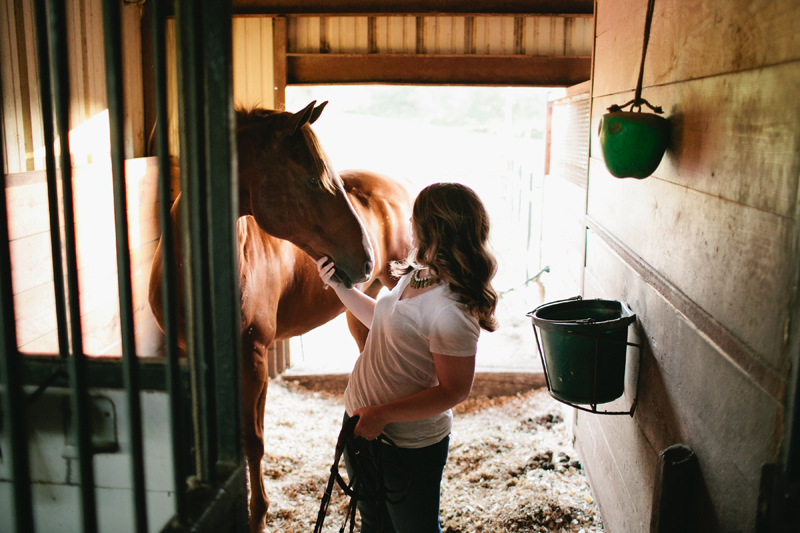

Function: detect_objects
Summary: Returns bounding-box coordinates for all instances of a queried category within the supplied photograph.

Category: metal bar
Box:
[531,322,553,393]
[150,0,188,520]
[176,0,217,482]
[592,337,599,406]
[202,0,243,468]
[21,356,187,391]
[32,0,69,359]
[100,0,148,529]
[25,368,67,406]
[46,0,99,529]
[0,77,36,533]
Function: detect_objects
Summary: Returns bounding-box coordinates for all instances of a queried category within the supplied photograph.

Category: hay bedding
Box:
[261,379,604,533]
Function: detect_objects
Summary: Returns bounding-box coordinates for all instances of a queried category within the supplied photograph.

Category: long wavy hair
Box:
[392,183,499,332]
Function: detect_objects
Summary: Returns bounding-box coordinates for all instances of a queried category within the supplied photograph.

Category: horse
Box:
[148,102,413,533]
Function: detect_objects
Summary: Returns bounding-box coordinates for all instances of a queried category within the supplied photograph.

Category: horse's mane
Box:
[235,106,338,193]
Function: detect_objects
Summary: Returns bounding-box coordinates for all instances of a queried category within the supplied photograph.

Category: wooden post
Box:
[267,343,277,378]
[276,340,285,374]
[272,16,286,110]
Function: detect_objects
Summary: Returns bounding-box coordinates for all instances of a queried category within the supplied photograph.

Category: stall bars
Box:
[0,0,247,531]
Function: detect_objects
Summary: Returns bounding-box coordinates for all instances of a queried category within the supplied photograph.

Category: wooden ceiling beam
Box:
[286,54,591,87]
[232,0,593,17]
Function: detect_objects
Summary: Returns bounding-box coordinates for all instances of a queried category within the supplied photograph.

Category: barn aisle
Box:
[260,380,603,533]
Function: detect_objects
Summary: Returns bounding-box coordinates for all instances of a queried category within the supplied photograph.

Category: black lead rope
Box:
[314,415,411,533]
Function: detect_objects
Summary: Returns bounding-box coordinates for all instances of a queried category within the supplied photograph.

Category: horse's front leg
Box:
[241,327,271,533]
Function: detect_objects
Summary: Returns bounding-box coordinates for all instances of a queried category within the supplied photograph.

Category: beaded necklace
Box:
[410,268,438,289]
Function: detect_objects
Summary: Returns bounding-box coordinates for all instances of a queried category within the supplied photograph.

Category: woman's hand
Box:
[316,256,377,327]
[316,256,340,290]
[351,405,388,440]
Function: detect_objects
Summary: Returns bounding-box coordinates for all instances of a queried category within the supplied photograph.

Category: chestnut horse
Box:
[148,103,412,532]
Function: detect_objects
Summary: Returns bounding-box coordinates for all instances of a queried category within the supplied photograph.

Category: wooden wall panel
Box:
[232,17,275,110]
[580,0,800,530]
[582,231,783,532]
[1,0,44,173]
[122,4,145,158]
[165,18,180,155]
[0,0,24,173]
[586,56,800,375]
[590,68,800,218]
[593,0,800,98]
[587,156,791,377]
[273,17,287,109]
[290,16,320,52]
[6,157,166,357]
[287,15,593,57]
[1,0,145,170]
[287,54,591,86]
[260,18,276,109]
[19,0,41,169]
[575,404,658,533]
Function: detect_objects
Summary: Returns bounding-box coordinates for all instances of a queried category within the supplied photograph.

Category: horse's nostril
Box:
[365,262,373,277]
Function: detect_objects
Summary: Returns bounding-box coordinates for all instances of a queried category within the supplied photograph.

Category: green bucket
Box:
[598,111,669,179]
[529,298,636,406]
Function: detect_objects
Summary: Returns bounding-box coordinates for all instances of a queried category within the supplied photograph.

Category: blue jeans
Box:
[342,413,449,533]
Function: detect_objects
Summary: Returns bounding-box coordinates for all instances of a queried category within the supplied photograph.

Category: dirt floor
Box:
[260,380,604,533]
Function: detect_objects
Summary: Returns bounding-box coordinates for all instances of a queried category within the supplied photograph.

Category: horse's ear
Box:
[309,101,328,125]
[287,101,317,136]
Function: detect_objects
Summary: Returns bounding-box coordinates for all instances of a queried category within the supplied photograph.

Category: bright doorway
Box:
[284,85,555,375]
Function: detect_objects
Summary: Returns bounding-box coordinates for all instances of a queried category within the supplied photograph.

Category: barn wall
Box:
[0,387,176,532]
[1,0,169,358]
[159,15,277,157]
[6,157,177,357]
[232,17,276,110]
[288,15,593,56]
[0,0,145,173]
[577,0,800,531]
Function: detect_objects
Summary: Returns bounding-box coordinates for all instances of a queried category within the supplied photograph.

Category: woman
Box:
[317,182,498,533]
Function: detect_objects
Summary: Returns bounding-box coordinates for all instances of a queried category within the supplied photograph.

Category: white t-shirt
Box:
[344,272,480,448]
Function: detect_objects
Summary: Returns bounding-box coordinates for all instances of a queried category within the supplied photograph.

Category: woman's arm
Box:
[316,256,377,327]
[351,351,476,440]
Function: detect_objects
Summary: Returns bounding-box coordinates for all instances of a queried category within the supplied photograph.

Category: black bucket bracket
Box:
[528,296,642,417]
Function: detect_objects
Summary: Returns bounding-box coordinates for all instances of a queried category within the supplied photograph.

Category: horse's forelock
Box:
[300,126,338,194]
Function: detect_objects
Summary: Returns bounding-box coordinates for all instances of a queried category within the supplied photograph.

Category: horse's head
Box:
[236,101,374,288]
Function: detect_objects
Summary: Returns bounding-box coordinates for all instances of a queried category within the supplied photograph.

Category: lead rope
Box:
[608,0,663,115]
[314,415,410,533]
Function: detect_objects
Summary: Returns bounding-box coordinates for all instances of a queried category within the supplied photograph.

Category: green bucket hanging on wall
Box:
[599,110,669,179]
[528,298,637,410]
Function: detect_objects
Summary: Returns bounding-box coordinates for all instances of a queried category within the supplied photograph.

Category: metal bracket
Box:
[528,296,642,417]
[63,395,119,457]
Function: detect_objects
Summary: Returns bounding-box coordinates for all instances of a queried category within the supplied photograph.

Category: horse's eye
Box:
[308,176,319,187]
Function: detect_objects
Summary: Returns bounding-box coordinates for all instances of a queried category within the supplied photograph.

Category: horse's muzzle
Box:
[333,268,354,290]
